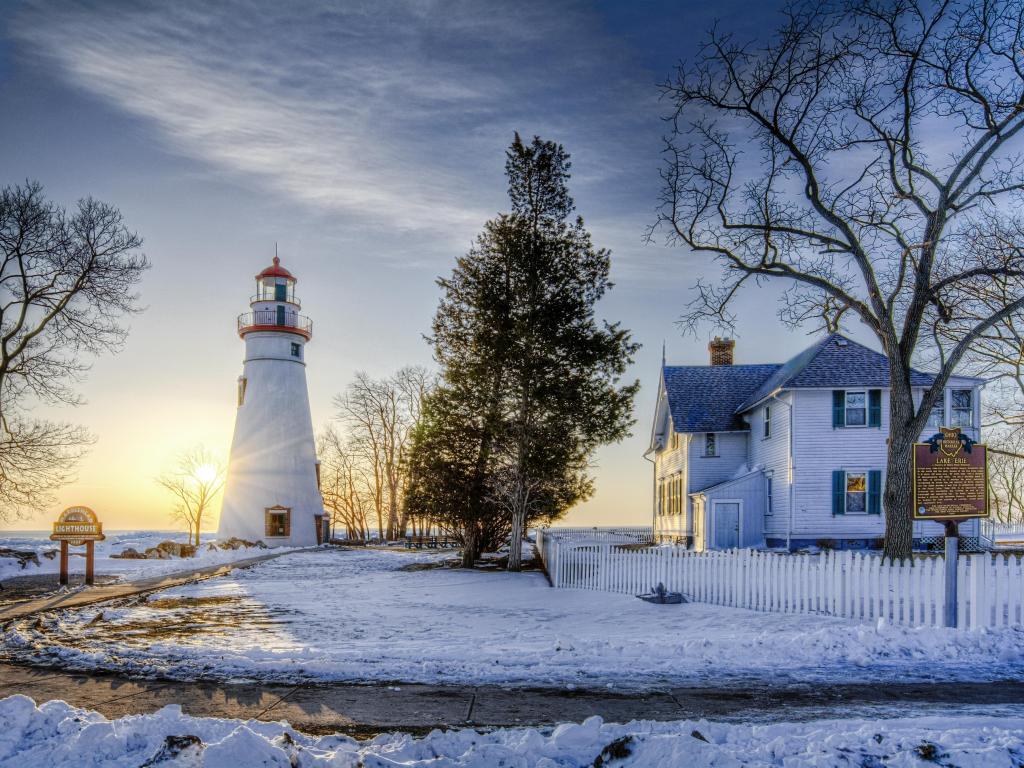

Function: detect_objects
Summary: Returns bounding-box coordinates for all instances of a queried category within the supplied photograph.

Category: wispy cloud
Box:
[13,0,653,237]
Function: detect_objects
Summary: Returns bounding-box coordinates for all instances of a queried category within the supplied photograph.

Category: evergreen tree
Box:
[405,134,639,568]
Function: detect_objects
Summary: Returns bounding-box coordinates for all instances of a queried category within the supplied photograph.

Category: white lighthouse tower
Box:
[218,255,326,547]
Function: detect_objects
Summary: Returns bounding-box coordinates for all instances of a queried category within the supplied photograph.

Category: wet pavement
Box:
[1,661,1022,736]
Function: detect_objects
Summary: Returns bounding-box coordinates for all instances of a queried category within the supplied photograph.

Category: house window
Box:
[763,406,771,438]
[845,472,867,513]
[291,342,302,359]
[845,391,867,426]
[765,476,773,516]
[705,433,717,457]
[237,377,247,406]
[926,394,944,429]
[265,507,291,537]
[951,389,973,428]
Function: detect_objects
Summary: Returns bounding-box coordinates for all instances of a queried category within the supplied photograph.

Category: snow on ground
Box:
[0,695,1021,767]
[0,531,288,585]
[4,547,1023,688]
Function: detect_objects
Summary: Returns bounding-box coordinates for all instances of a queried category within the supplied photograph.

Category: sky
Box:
[0,0,848,532]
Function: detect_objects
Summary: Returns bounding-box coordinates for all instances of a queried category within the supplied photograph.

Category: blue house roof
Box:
[662,333,971,434]
[735,333,937,413]
[663,364,780,433]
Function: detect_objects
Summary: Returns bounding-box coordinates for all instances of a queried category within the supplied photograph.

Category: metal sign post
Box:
[943,519,959,628]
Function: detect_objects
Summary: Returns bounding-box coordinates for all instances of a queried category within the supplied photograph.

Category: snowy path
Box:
[3,547,1023,688]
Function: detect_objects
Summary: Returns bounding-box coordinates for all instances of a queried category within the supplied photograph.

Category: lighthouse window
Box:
[265,508,291,537]
[291,342,301,358]
[275,282,287,301]
[237,377,247,406]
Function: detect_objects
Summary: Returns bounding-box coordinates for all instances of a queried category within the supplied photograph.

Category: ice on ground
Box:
[0,695,1021,767]
[0,531,289,585]
[4,547,1023,688]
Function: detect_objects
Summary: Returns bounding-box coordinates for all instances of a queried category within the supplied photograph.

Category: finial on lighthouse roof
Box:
[256,253,295,281]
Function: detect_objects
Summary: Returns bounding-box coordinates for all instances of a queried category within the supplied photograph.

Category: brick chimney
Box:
[708,337,735,366]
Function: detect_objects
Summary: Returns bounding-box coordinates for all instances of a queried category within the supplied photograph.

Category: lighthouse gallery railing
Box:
[237,310,313,335]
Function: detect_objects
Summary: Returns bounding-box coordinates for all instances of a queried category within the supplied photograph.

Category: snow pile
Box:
[0,531,290,585]
[0,696,1021,767]
[6,547,1022,687]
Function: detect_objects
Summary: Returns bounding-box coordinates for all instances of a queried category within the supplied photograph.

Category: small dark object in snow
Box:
[691,729,708,743]
[593,735,633,766]
[87,612,104,626]
[637,582,685,604]
[873,733,883,744]
[141,734,203,766]
[915,741,945,762]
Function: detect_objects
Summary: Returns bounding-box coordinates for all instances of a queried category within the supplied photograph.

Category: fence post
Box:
[969,552,988,630]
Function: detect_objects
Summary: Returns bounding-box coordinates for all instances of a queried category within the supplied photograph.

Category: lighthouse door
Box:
[276,305,286,326]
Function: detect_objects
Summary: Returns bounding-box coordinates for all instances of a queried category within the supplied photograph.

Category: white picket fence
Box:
[536,536,1024,631]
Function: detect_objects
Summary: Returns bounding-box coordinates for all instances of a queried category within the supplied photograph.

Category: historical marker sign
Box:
[913,427,988,520]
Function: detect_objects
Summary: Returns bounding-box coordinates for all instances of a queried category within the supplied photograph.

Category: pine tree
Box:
[405,134,639,568]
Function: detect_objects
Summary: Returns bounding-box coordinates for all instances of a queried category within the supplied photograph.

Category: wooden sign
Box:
[913,427,988,520]
[49,506,105,586]
[50,506,105,545]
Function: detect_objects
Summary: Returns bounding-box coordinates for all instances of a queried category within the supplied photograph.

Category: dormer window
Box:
[927,395,944,429]
[845,391,867,426]
[951,389,973,428]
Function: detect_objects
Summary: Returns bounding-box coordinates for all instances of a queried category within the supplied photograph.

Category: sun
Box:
[194,463,218,485]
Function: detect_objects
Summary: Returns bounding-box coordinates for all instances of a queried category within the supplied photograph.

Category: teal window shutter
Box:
[868,470,882,514]
[832,470,845,515]
[832,390,846,428]
[868,389,882,427]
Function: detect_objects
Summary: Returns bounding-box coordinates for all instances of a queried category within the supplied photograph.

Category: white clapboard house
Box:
[648,333,984,551]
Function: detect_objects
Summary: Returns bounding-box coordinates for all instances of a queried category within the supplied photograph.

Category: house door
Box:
[713,502,740,549]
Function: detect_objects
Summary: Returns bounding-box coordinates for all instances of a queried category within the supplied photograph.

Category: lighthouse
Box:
[218,255,326,547]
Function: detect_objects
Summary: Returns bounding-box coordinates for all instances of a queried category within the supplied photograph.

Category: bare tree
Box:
[989,431,1024,523]
[654,1,1024,559]
[0,182,146,519]
[157,447,225,547]
[334,367,431,540]
[318,426,372,540]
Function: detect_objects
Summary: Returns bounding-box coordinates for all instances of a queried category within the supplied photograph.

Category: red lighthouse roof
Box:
[256,256,295,281]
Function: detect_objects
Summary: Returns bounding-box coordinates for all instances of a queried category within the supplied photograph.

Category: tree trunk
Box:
[507,506,524,572]
[461,524,478,567]
[883,380,916,562]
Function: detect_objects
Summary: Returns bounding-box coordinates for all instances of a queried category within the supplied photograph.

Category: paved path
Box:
[0,552,288,623]
[2,663,1023,736]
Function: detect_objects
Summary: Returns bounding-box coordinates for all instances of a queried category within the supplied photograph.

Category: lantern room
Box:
[237,255,313,340]
[253,255,299,305]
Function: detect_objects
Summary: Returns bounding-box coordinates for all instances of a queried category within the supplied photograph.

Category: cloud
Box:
[12,0,653,238]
